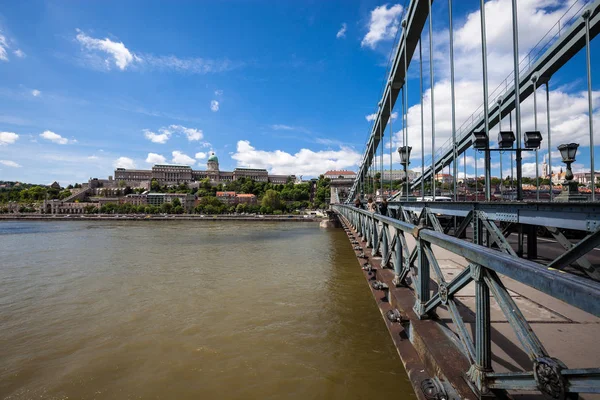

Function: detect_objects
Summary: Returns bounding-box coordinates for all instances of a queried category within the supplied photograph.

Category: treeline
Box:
[1,175,333,214]
[0,183,72,203]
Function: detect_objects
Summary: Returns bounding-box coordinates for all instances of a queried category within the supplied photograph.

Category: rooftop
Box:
[152,164,192,169]
[324,170,356,176]
[234,167,268,172]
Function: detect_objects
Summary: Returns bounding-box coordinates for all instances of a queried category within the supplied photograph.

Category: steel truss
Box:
[409,0,600,192]
[388,200,600,280]
[334,204,600,398]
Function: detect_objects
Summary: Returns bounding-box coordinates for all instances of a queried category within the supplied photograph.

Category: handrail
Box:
[333,203,600,397]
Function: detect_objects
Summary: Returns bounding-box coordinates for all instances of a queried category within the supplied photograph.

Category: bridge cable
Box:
[510,111,514,193]
[533,73,540,201]
[546,82,553,202]
[389,80,393,200]
[584,8,595,201]
[498,97,504,199]
[480,0,492,201]
[511,0,524,201]
[419,37,425,201]
[428,0,436,201]
[403,17,409,201]
[449,0,458,201]
[464,147,466,200]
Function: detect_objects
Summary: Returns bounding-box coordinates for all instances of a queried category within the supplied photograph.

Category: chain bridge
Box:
[330,1,600,399]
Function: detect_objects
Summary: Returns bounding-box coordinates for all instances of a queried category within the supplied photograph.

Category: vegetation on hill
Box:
[0,181,72,203]
[0,176,333,215]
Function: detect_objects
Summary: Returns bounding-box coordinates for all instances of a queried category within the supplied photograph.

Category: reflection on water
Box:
[0,221,415,399]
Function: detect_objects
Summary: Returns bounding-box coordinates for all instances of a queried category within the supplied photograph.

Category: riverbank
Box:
[0,213,323,222]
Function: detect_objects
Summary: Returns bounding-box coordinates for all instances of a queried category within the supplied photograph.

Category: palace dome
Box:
[208,153,218,162]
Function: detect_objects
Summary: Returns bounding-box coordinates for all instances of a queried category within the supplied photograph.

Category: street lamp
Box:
[498,131,515,149]
[524,131,543,149]
[398,145,412,167]
[472,131,488,150]
[397,146,412,199]
[555,143,585,202]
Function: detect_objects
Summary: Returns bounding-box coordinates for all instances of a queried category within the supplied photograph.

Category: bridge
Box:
[330,1,600,399]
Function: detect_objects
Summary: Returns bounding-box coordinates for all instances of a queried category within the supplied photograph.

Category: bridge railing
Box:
[333,204,600,398]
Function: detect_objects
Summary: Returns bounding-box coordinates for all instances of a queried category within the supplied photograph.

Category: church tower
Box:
[207,152,219,171]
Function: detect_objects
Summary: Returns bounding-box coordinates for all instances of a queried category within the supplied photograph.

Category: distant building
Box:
[122,193,147,206]
[42,200,89,214]
[366,169,421,181]
[114,152,294,187]
[236,193,257,204]
[573,172,600,186]
[146,193,195,211]
[324,170,356,180]
[215,191,258,205]
[435,173,454,184]
[216,191,237,204]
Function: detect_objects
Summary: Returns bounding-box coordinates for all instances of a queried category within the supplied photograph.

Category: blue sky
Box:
[0,0,597,185]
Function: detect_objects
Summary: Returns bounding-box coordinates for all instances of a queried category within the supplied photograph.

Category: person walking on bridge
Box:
[367,197,376,212]
[354,198,363,209]
[379,198,388,216]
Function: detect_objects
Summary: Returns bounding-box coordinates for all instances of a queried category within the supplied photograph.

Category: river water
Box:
[0,221,414,399]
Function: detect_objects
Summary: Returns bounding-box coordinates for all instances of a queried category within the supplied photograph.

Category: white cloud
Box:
[195,152,207,159]
[271,124,294,130]
[145,152,166,164]
[171,151,196,166]
[210,100,219,112]
[0,33,8,61]
[87,155,99,160]
[75,31,237,74]
[366,111,398,122]
[231,140,361,176]
[31,89,41,97]
[140,54,238,74]
[0,160,21,168]
[170,124,204,141]
[114,157,136,169]
[0,131,19,145]
[361,4,403,49]
[143,125,204,143]
[76,30,137,70]
[40,130,71,145]
[143,128,171,144]
[13,49,25,58]
[336,23,347,39]
[215,89,223,96]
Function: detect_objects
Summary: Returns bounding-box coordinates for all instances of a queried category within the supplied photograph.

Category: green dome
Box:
[207,153,218,162]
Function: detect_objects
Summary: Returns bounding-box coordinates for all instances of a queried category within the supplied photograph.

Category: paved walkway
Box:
[403,234,600,386]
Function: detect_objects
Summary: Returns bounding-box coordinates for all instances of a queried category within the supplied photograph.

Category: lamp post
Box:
[555,143,585,202]
[398,145,412,200]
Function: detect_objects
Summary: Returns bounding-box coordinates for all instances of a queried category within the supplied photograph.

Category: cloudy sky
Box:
[0,0,597,184]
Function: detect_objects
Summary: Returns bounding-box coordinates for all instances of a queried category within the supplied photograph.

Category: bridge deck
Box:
[338,212,599,399]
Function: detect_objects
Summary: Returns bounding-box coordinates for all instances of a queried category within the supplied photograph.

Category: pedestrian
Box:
[354,198,363,209]
[367,197,376,212]
[379,198,388,216]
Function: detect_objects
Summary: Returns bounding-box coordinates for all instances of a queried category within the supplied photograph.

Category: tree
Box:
[173,205,184,214]
[151,179,160,192]
[171,198,182,208]
[261,189,282,211]
[161,202,173,213]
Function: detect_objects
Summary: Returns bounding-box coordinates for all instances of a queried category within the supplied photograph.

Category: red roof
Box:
[236,194,256,198]
[324,170,356,176]
[216,191,236,196]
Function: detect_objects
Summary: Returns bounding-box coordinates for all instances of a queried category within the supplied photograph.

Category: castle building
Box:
[113,152,294,187]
